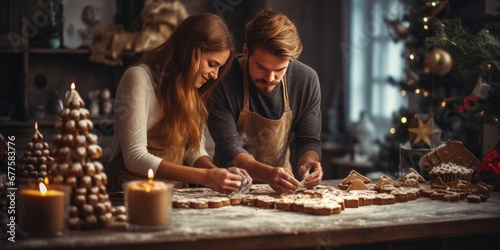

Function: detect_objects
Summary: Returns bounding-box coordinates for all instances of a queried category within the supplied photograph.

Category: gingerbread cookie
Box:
[373,193,396,205]
[347,179,370,192]
[341,170,371,185]
[399,168,426,183]
[275,198,293,211]
[373,175,400,191]
[256,196,275,209]
[466,194,481,203]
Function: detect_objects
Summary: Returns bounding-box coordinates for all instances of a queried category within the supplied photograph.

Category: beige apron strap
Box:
[243,59,251,112]
[282,76,290,111]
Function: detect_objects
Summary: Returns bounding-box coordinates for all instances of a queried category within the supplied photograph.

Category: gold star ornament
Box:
[408,114,442,148]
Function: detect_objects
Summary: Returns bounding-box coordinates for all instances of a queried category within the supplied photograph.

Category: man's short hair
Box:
[245,8,303,62]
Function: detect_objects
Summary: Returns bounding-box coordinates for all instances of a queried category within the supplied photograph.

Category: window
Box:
[344,0,406,138]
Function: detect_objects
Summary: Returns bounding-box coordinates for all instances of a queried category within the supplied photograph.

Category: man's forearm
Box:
[296,150,320,169]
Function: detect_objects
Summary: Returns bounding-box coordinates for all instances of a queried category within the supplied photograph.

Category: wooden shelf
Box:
[0,115,114,128]
[0,47,26,53]
[28,48,90,55]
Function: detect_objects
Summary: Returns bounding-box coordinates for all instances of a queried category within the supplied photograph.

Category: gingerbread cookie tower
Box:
[18,122,54,183]
[50,83,112,230]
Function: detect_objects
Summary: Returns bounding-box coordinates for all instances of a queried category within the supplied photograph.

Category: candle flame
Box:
[71,82,76,91]
[34,121,38,130]
[148,168,154,181]
[39,182,47,195]
[44,177,49,185]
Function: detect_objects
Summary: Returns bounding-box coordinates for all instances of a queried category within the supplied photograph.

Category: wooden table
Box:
[4,180,500,250]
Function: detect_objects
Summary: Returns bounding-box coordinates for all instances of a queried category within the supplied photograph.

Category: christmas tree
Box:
[425,4,500,188]
[375,0,494,175]
[424,11,500,125]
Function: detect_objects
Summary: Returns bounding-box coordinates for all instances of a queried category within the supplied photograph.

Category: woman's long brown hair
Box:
[136,13,235,161]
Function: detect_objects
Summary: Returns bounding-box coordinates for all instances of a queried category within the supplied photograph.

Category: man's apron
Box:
[106,124,185,193]
[235,60,293,170]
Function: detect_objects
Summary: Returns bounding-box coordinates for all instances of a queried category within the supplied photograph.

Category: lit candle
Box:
[32,121,43,142]
[64,82,84,109]
[124,169,173,231]
[19,182,70,237]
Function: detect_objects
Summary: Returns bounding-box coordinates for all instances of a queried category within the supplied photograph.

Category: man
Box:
[207,8,323,193]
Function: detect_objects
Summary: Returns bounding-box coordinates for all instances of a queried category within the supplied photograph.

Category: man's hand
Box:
[265,167,300,193]
[298,161,323,188]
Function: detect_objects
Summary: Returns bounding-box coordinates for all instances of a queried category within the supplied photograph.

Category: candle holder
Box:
[18,183,71,238]
[123,179,173,232]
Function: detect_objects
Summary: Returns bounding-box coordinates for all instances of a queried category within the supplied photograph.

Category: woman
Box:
[107,13,247,194]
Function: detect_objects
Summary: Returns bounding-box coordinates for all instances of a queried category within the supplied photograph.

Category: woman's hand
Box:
[204,168,242,194]
[228,167,253,194]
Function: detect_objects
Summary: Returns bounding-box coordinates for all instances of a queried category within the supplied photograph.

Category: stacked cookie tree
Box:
[18,122,54,183]
[50,83,112,230]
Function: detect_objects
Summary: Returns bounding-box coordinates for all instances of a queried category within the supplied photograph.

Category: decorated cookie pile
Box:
[18,123,55,183]
[172,184,406,216]
[171,170,423,216]
[173,188,238,209]
[428,162,474,183]
[49,85,113,230]
[419,176,494,203]
[171,167,494,216]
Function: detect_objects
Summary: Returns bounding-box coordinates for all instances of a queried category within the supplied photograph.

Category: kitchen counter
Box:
[4,180,500,250]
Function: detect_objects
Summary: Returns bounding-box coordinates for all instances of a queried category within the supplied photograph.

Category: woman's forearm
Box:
[155,159,209,186]
[193,155,217,169]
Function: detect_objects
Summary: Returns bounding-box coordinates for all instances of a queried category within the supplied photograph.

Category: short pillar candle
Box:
[124,169,173,232]
[18,182,71,237]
